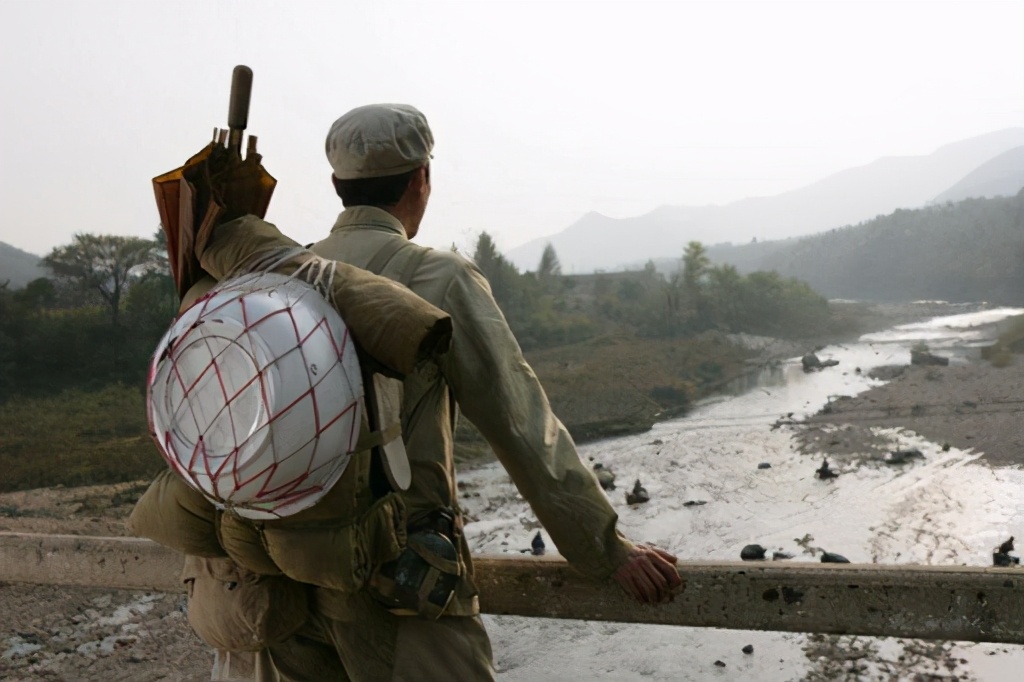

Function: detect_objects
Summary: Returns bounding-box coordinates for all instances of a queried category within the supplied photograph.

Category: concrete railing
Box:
[2,532,1021,644]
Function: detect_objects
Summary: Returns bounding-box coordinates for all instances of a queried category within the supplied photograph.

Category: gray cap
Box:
[325,104,434,180]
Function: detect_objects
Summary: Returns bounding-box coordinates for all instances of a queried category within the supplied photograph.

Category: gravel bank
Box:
[797,360,1024,466]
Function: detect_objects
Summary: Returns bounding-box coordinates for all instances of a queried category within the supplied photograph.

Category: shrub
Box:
[990,350,1015,368]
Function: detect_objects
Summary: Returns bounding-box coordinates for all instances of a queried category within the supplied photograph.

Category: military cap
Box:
[325,103,434,180]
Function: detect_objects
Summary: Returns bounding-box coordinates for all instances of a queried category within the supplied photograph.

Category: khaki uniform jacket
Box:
[311,206,633,617]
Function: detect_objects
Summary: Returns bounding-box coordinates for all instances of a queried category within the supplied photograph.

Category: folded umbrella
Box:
[152,65,276,300]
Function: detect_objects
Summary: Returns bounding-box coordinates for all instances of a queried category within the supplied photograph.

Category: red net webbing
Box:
[148,272,363,519]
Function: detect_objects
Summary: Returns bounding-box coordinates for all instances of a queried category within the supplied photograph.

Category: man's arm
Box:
[437,262,681,602]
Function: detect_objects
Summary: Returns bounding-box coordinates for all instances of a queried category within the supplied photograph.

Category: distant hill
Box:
[508,128,1024,273]
[931,146,1024,204]
[0,241,47,289]
[703,191,1024,305]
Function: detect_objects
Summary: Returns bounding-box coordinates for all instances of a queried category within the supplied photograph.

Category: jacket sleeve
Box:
[438,261,633,580]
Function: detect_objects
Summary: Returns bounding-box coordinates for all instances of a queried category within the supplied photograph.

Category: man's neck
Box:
[382,205,417,239]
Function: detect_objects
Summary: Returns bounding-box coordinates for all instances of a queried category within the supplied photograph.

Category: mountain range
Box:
[930,145,1024,204]
[0,242,46,289]
[700,189,1024,305]
[508,128,1024,273]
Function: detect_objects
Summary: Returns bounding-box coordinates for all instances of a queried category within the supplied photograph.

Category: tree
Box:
[680,241,712,328]
[472,232,501,277]
[14,277,56,310]
[706,264,743,331]
[681,241,710,293]
[472,231,522,308]
[43,234,159,327]
[150,226,171,273]
[537,243,562,279]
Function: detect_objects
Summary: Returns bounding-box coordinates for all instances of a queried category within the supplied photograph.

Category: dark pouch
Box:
[368,529,461,620]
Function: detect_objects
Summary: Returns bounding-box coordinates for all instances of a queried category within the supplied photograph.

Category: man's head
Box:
[325,104,433,238]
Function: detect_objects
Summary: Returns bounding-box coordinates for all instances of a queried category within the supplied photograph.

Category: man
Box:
[304,103,682,680]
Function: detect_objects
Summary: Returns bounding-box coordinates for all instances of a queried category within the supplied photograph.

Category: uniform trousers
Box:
[268,590,496,682]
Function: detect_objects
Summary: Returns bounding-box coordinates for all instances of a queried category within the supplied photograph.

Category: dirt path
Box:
[0,583,211,682]
[0,484,215,681]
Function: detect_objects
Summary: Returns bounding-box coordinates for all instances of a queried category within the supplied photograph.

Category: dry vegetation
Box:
[0,385,162,493]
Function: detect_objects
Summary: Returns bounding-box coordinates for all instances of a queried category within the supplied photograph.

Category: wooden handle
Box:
[227,65,253,131]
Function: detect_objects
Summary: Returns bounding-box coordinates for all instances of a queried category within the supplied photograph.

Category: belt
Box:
[408,507,461,539]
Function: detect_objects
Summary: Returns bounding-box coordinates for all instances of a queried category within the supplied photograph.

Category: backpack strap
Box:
[359,238,430,496]
[365,238,430,288]
[365,237,408,273]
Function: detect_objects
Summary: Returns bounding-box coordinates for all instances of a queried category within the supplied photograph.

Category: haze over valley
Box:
[4,127,1023,305]
[507,128,1024,275]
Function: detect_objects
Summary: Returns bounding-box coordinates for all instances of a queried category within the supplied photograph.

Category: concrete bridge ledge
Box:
[2,532,1021,644]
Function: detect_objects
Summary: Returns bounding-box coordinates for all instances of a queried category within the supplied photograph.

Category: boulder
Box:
[801,353,822,371]
[886,449,925,465]
[625,479,649,505]
[993,552,1019,567]
[911,349,949,366]
[592,463,616,491]
[803,353,838,372]
[741,544,767,561]
[820,551,850,564]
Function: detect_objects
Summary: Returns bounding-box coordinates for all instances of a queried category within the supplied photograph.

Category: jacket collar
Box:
[330,206,408,239]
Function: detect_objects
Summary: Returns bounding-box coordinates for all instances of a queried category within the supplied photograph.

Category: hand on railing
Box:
[613,543,684,604]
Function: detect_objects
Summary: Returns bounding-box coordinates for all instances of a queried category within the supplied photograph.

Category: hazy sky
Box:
[1,0,1022,258]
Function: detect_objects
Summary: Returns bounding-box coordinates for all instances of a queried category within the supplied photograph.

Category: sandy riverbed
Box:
[797,360,1024,467]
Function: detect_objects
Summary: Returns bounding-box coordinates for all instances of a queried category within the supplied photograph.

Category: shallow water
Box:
[461,304,1024,681]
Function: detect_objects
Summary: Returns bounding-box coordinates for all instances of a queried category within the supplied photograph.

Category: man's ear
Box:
[414,165,430,194]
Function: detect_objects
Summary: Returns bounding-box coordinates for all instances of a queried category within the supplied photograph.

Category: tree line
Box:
[0,228,836,404]
[471,235,833,351]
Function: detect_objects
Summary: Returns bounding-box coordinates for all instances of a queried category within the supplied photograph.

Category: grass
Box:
[0,384,164,493]
[527,332,750,428]
[2,335,754,487]
[982,313,1024,366]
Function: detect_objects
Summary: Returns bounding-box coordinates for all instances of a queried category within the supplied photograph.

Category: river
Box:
[459,303,1024,681]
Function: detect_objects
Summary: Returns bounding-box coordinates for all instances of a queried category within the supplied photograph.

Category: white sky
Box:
[1,0,1022,258]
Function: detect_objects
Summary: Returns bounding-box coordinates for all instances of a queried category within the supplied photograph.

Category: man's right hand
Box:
[612,544,683,604]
